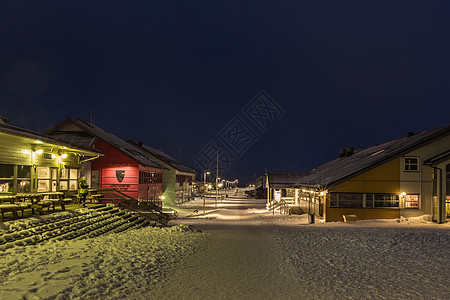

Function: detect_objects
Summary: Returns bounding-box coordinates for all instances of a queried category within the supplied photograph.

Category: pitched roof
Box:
[47,119,165,169]
[267,172,307,188]
[0,122,102,156]
[128,140,195,174]
[300,123,450,188]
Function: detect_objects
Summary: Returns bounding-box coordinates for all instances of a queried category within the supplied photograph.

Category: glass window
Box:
[405,195,419,208]
[70,169,78,180]
[37,167,50,179]
[38,180,50,192]
[0,164,14,178]
[374,194,399,207]
[338,193,364,208]
[330,193,338,207]
[404,157,419,171]
[60,181,68,190]
[61,169,69,179]
[69,180,78,191]
[18,165,31,178]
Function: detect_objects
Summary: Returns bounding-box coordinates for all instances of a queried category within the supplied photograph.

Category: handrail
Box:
[94,188,169,226]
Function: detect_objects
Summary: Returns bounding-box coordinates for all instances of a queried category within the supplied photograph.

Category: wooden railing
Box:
[95,188,169,226]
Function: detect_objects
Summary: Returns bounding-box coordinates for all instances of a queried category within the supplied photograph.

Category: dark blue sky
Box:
[1,1,449,183]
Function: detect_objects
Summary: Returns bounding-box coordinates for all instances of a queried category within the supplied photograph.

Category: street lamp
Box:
[203,171,210,214]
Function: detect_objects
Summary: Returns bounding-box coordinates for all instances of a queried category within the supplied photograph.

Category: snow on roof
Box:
[300,123,450,188]
[128,140,195,174]
[267,172,307,188]
[72,119,165,169]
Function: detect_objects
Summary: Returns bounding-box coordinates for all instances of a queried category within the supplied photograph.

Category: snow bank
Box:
[0,225,208,300]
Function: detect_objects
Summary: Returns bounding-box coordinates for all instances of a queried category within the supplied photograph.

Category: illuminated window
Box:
[17,165,31,193]
[405,195,419,208]
[0,164,14,193]
[404,157,419,171]
[37,167,51,192]
[60,168,78,191]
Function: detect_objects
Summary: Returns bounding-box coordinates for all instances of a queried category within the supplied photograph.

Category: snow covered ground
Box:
[1,195,449,299]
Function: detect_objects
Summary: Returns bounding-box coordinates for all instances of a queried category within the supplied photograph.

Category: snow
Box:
[1,194,449,299]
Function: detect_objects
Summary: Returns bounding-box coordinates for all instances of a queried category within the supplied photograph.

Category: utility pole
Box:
[216,150,219,208]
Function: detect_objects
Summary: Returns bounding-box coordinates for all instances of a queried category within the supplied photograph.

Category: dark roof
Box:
[47,131,96,149]
[48,119,165,169]
[267,172,307,188]
[0,122,102,156]
[300,123,450,188]
[423,150,450,165]
[128,140,195,174]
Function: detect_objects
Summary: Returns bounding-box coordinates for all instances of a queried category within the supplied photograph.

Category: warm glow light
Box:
[208,184,212,189]
[35,149,43,154]
[23,150,31,155]
[35,140,43,144]
[401,192,406,196]
[52,154,57,159]
[61,153,68,158]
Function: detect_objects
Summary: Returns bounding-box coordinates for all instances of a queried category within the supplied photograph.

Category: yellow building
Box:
[297,124,450,223]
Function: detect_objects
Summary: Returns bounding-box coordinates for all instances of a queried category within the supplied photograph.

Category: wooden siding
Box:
[330,158,401,194]
[326,208,400,222]
[91,139,163,200]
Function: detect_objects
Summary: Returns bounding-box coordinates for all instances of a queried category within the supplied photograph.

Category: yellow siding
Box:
[330,158,400,194]
[325,158,401,222]
[326,208,400,222]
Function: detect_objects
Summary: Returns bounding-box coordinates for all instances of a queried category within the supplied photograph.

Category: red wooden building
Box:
[46,119,165,204]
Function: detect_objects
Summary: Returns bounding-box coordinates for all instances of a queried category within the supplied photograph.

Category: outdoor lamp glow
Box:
[35,149,43,154]
[61,153,68,158]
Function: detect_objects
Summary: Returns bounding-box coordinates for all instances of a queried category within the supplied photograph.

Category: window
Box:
[329,193,363,208]
[404,157,419,171]
[374,194,399,208]
[0,164,14,193]
[60,168,78,191]
[17,165,31,193]
[405,195,419,208]
[37,167,50,192]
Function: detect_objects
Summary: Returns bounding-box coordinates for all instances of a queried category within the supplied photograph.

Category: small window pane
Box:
[18,165,31,178]
[69,169,78,180]
[18,180,31,193]
[37,167,50,179]
[60,181,68,190]
[0,180,14,193]
[37,180,50,192]
[0,164,14,178]
[61,169,69,179]
[69,180,78,191]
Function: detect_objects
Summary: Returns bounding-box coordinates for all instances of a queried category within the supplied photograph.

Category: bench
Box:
[0,204,19,222]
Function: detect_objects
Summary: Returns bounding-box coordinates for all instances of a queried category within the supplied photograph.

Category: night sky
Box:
[1,1,450,184]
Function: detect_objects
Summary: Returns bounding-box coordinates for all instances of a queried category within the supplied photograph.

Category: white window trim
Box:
[404,156,420,172]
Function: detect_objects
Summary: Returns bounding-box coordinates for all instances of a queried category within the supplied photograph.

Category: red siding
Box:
[91,139,163,200]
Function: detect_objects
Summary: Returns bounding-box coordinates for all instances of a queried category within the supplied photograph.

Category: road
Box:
[152,193,450,300]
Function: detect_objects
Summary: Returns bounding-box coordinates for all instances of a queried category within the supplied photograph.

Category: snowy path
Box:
[0,195,449,299]
[155,196,450,299]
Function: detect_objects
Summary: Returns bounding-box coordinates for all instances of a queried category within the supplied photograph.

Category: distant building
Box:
[298,124,450,223]
[0,117,101,196]
[46,119,166,206]
[128,140,196,206]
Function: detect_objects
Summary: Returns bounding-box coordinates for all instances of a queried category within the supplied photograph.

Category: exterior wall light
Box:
[61,153,68,158]
[35,149,43,154]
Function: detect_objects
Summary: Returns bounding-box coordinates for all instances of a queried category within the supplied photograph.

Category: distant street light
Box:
[203,170,210,215]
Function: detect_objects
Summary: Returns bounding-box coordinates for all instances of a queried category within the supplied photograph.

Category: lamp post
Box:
[203,170,210,215]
